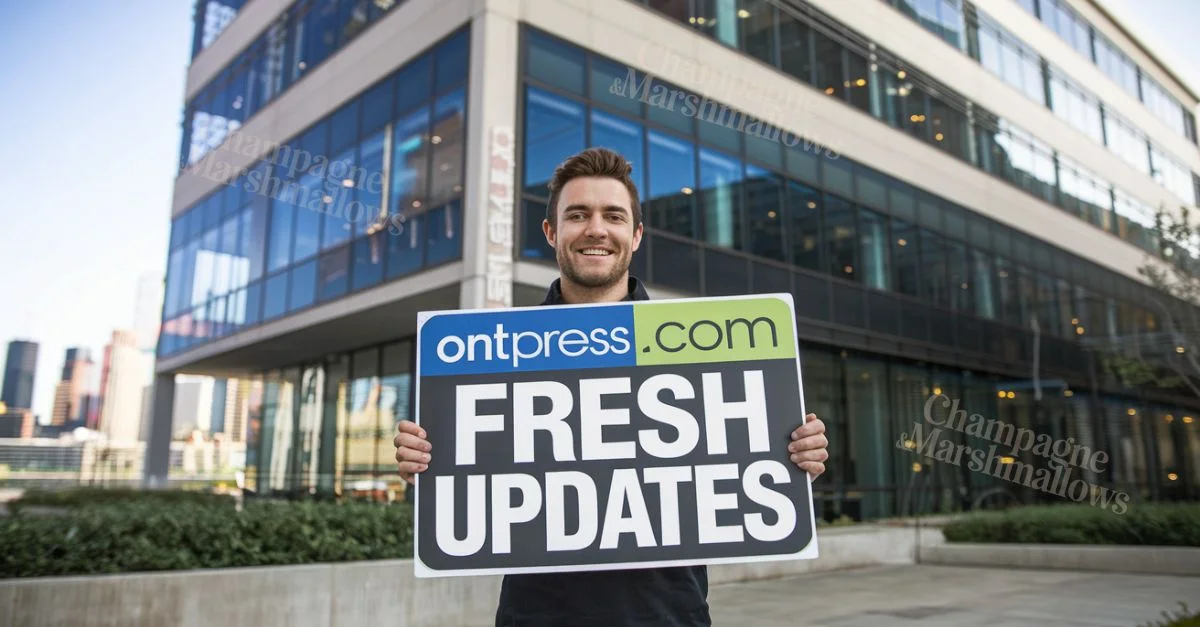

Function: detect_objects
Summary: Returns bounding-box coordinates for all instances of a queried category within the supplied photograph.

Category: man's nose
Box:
[583,215,607,236]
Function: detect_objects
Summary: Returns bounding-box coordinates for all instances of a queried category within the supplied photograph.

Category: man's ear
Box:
[542,218,556,249]
[632,221,644,252]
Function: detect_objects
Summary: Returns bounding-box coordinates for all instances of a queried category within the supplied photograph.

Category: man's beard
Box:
[557,246,630,289]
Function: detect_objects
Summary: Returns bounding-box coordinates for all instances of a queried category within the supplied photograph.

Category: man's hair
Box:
[545,147,642,229]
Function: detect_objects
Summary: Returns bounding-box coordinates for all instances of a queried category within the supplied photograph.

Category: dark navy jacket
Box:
[493,276,711,627]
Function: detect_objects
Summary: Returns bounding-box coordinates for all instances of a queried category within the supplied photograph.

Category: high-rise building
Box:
[134,273,165,354]
[148,0,1200,513]
[1,340,39,411]
[99,330,152,444]
[51,348,93,426]
[172,375,214,439]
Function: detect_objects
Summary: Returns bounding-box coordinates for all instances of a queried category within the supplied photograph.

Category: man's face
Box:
[543,176,643,290]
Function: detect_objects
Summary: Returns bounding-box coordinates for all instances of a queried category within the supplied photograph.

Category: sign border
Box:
[412,292,818,578]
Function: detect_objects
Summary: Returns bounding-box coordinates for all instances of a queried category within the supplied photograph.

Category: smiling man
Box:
[394,147,829,626]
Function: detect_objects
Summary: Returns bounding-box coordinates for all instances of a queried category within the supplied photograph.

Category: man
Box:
[394,147,829,626]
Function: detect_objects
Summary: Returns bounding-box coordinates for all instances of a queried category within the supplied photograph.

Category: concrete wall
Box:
[0,524,941,627]
[920,542,1200,577]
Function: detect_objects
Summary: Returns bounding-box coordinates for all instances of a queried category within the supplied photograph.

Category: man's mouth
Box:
[577,247,613,257]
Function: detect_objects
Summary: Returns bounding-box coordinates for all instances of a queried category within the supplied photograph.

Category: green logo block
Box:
[633,296,796,366]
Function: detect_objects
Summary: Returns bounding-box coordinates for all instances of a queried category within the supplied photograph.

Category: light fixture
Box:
[844,265,854,274]
[1177,346,1186,354]
[1183,416,1194,424]
[323,195,333,204]
[997,390,1006,398]
[870,63,878,72]
[440,163,451,172]
[1071,318,1079,325]
[856,78,867,87]
[1127,408,1137,416]
[960,282,968,289]
[844,80,851,88]
[1165,414,1174,422]
[430,135,442,145]
[1168,472,1179,481]
[898,70,907,79]
[1007,391,1016,399]
[912,462,922,473]
[933,387,943,395]
[767,210,777,218]
[342,178,355,187]
[808,201,817,209]
[898,238,908,246]
[737,8,751,18]
[1064,390,1074,397]
[904,439,915,449]
[935,132,945,141]
[689,16,697,24]
[825,86,835,95]
[998,270,1009,278]
[412,200,422,208]
[697,16,706,25]
[681,186,694,195]
[999,456,1015,465]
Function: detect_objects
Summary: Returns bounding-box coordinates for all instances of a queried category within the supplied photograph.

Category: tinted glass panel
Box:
[524,88,585,195]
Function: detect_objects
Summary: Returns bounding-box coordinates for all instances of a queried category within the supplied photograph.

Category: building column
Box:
[142,373,176,488]
[459,1,520,311]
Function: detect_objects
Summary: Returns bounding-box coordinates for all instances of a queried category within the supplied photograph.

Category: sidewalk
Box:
[708,564,1200,626]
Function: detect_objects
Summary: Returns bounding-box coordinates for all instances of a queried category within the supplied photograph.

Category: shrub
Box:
[1140,603,1200,627]
[0,500,414,579]
[942,502,1200,546]
[8,487,236,513]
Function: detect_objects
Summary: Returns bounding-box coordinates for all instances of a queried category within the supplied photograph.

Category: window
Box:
[593,59,644,117]
[267,195,295,273]
[591,111,646,194]
[859,208,889,290]
[1150,145,1194,207]
[1104,112,1151,175]
[317,247,350,303]
[744,165,784,261]
[813,30,844,101]
[699,148,744,250]
[891,218,919,297]
[351,233,384,291]
[846,50,871,114]
[971,249,996,319]
[523,88,585,196]
[1049,70,1103,145]
[434,28,470,93]
[788,182,821,272]
[920,229,950,308]
[646,130,697,238]
[426,201,462,266]
[778,11,811,83]
[824,194,857,281]
[740,0,777,65]
[929,94,968,160]
[289,259,317,312]
[429,88,466,206]
[391,106,431,215]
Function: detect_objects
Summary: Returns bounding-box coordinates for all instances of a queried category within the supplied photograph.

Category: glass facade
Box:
[515,24,1198,518]
[625,0,1193,258]
[182,0,416,168]
[161,27,469,358]
[190,0,248,59]
[1011,0,1198,146]
[242,337,414,501]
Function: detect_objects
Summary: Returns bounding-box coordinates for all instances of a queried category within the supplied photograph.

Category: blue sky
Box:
[0,0,1197,423]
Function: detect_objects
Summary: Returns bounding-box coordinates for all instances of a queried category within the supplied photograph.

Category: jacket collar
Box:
[540,276,650,306]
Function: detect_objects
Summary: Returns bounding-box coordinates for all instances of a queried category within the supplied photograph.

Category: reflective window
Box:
[973,13,1045,105]
[289,260,317,311]
[646,130,697,238]
[744,165,784,261]
[929,95,968,160]
[920,229,949,308]
[1094,33,1139,98]
[699,148,744,250]
[947,240,970,313]
[345,348,380,483]
[824,194,857,281]
[425,201,462,266]
[1049,71,1103,145]
[590,111,645,195]
[293,169,323,263]
[1113,189,1159,255]
[1057,156,1113,230]
[434,29,470,93]
[740,0,777,65]
[778,11,811,83]
[391,106,431,216]
[322,148,355,251]
[351,233,385,291]
[1104,111,1151,175]
[593,59,643,116]
[267,195,294,273]
[523,87,585,195]
[846,51,871,114]
[263,272,288,320]
[1041,0,1091,59]
[891,218,919,297]
[429,88,466,206]
[527,30,585,95]
[397,55,432,115]
[859,207,889,291]
[788,182,821,272]
[386,212,424,278]
[317,247,350,303]
[355,131,386,238]
[1150,145,1194,207]
[362,76,396,136]
[813,30,844,101]
[971,249,996,319]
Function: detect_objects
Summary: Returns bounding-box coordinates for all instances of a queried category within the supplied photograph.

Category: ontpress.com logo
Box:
[435,323,632,368]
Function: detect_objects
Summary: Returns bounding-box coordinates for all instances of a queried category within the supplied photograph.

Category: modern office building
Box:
[51,348,94,426]
[2,340,39,412]
[149,0,1200,516]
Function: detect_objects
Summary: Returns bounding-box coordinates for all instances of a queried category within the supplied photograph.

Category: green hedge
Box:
[942,503,1200,546]
[0,500,414,579]
[8,487,236,512]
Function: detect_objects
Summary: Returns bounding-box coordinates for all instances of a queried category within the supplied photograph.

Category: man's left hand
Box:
[788,414,828,480]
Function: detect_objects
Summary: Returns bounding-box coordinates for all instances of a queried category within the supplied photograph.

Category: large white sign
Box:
[485,126,515,309]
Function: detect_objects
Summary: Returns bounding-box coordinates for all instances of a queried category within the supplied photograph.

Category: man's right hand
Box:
[394,419,431,485]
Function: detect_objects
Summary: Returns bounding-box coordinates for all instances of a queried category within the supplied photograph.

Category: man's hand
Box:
[394,419,432,485]
[788,414,828,480]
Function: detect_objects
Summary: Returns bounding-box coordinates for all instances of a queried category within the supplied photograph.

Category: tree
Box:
[1107,204,1200,399]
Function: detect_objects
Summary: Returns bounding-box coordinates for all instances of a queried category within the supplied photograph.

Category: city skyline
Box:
[0,0,1198,425]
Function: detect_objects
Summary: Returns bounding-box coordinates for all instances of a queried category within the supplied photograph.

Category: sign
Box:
[484,126,515,308]
[413,294,818,578]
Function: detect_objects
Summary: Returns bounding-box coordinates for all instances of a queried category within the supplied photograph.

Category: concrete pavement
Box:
[707,564,1200,626]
